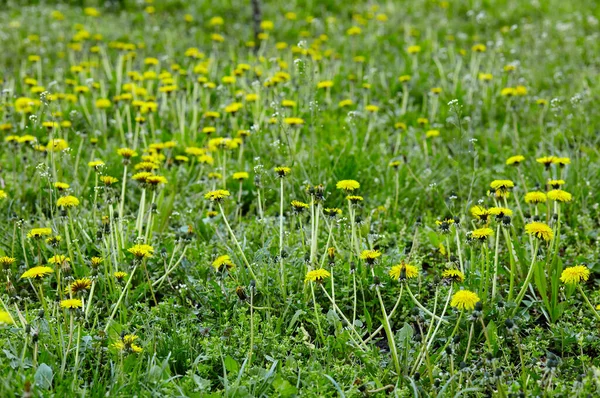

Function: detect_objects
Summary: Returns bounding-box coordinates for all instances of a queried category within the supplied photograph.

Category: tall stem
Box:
[218,203,258,282]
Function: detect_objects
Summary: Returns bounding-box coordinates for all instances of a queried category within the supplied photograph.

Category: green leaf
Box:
[224,355,239,374]
[34,363,53,390]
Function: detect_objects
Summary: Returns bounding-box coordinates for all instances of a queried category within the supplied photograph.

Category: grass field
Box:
[1,0,600,396]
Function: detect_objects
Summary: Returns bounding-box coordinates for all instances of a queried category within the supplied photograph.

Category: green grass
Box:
[0,0,600,396]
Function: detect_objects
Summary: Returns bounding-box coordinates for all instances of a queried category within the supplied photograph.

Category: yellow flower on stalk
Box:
[114,271,128,280]
[88,160,105,169]
[54,182,70,191]
[548,179,565,189]
[553,157,570,166]
[291,200,309,213]
[525,222,553,241]
[506,155,525,166]
[451,290,480,311]
[48,255,70,265]
[442,269,465,283]
[317,80,333,89]
[20,266,54,279]
[336,180,360,192]
[490,180,514,198]
[204,190,230,202]
[0,256,16,267]
[283,117,304,126]
[472,44,486,52]
[426,129,440,138]
[274,166,291,178]
[47,139,68,152]
[95,98,111,109]
[488,207,513,217]
[360,250,382,264]
[27,228,52,239]
[0,190,6,200]
[560,265,590,285]
[117,147,138,159]
[100,176,119,186]
[128,244,154,258]
[212,255,235,272]
[232,172,249,181]
[0,311,14,325]
[389,263,419,280]
[57,196,80,208]
[407,45,421,54]
[145,175,168,187]
[536,156,555,167]
[470,227,494,241]
[524,191,547,204]
[304,268,331,283]
[132,172,152,183]
[65,278,92,294]
[547,189,572,203]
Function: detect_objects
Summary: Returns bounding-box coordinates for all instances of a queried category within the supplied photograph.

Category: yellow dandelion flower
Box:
[336,180,360,192]
[547,189,572,203]
[27,228,52,239]
[389,263,419,280]
[57,195,80,208]
[305,268,331,283]
[442,269,465,283]
[128,244,154,258]
[65,278,92,294]
[524,191,547,204]
[20,266,54,279]
[560,265,590,285]
[0,311,14,325]
[360,250,381,264]
[204,190,230,202]
[506,155,525,166]
[525,222,554,241]
[470,227,494,241]
[451,290,480,311]
[274,166,291,177]
[212,255,235,272]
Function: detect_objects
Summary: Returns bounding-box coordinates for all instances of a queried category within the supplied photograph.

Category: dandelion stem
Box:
[218,203,258,283]
[512,240,540,315]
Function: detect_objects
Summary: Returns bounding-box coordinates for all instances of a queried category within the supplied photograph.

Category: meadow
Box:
[1,0,600,396]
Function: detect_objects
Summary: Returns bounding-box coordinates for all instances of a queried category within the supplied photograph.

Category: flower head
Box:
[233,172,249,181]
[60,298,83,309]
[451,290,480,311]
[525,222,554,241]
[442,269,465,283]
[305,268,331,283]
[560,265,590,285]
[274,166,291,178]
[65,278,92,295]
[20,266,54,279]
[0,311,14,325]
[291,200,309,213]
[360,250,382,265]
[204,190,230,202]
[470,206,490,222]
[212,255,235,272]
[27,228,52,239]
[336,180,360,192]
[470,227,494,241]
[547,189,572,203]
[490,180,514,198]
[524,191,547,204]
[48,255,70,265]
[536,156,555,168]
[389,263,419,280]
[128,244,154,258]
[57,196,80,208]
[0,256,16,267]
